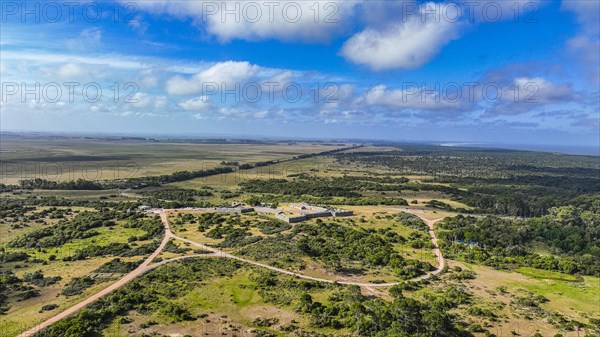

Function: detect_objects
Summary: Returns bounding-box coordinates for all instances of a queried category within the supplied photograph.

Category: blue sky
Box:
[0,0,598,147]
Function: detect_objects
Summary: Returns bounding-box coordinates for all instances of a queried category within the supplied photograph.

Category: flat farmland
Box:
[0,138,344,184]
[173,155,345,190]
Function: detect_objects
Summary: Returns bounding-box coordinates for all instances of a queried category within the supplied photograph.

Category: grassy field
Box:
[515,267,584,282]
[0,256,142,337]
[172,155,343,190]
[99,260,342,337]
[1,220,148,261]
[446,261,600,337]
[0,207,160,337]
[0,138,344,184]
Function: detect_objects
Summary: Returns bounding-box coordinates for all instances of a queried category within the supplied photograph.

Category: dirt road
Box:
[165,208,446,287]
[15,212,173,337]
[16,208,446,336]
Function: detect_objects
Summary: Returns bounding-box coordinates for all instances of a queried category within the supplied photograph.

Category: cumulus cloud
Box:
[512,77,576,103]
[134,0,359,42]
[320,84,357,111]
[139,71,158,88]
[254,110,269,118]
[562,0,600,34]
[127,93,167,110]
[362,84,464,111]
[178,96,211,111]
[340,2,462,70]
[562,0,600,83]
[166,61,259,95]
[56,63,84,78]
[484,77,579,116]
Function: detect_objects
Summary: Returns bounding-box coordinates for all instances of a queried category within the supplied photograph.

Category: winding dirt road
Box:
[16,212,173,337]
[166,210,446,287]
[16,208,445,337]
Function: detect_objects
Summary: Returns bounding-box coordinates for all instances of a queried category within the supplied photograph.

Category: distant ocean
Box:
[439,143,599,156]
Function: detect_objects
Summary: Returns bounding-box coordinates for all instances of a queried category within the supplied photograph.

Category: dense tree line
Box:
[1,194,137,210]
[437,203,600,275]
[244,193,408,206]
[17,166,234,190]
[241,178,363,198]
[19,178,103,190]
[139,188,213,201]
[238,145,362,170]
[241,175,413,198]
[108,166,234,188]
[334,146,599,217]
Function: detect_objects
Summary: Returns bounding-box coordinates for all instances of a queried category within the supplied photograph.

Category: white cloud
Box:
[254,111,269,118]
[155,96,167,109]
[140,72,158,87]
[264,70,294,86]
[510,77,575,103]
[362,84,462,110]
[166,61,259,95]
[218,107,241,116]
[320,84,356,111]
[129,92,150,108]
[562,0,600,83]
[134,0,359,42]
[484,77,578,116]
[66,28,103,51]
[207,1,358,42]
[1,51,148,70]
[340,2,462,70]
[562,0,600,34]
[178,96,210,111]
[56,63,84,78]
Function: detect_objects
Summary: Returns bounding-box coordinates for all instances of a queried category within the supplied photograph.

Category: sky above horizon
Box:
[0,0,598,147]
